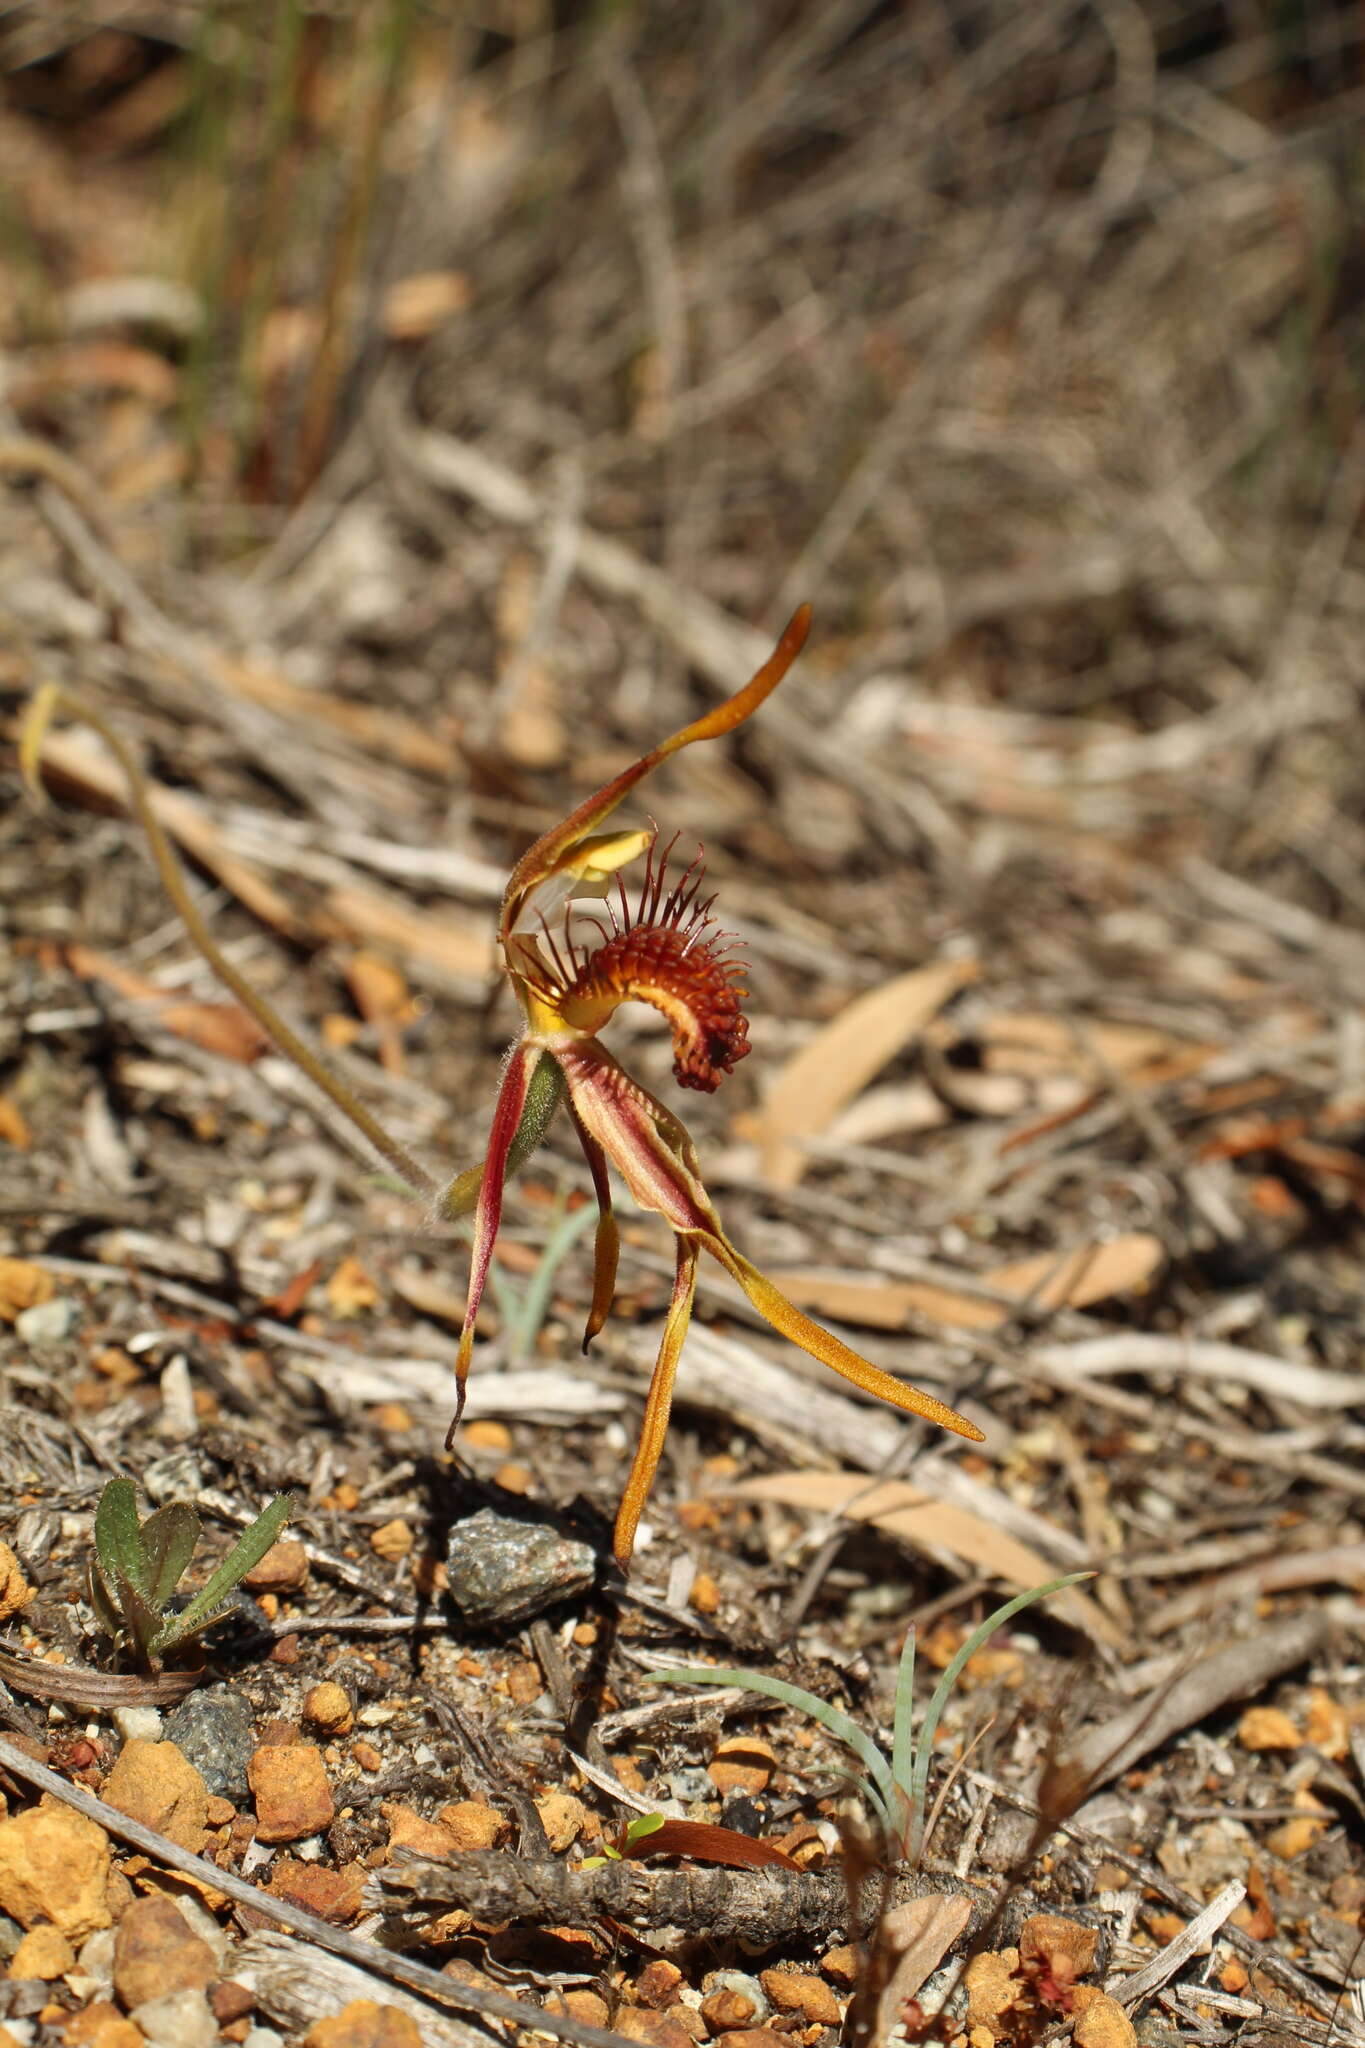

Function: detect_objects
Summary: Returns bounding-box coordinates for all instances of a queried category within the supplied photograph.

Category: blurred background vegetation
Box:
[4,0,1365,1028]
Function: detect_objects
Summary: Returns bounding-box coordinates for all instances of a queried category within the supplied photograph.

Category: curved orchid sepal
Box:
[498,605,812,952]
[446,1038,546,1448]
[549,1039,984,1564]
[435,1050,566,1222]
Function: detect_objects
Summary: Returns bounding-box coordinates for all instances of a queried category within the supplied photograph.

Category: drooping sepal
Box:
[448,1039,544,1448]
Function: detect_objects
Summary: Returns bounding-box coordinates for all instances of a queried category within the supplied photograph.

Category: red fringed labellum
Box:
[524,838,750,1091]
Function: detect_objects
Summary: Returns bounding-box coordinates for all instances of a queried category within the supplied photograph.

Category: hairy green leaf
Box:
[159,1493,293,1650]
[93,1480,146,1596]
[138,1503,200,1610]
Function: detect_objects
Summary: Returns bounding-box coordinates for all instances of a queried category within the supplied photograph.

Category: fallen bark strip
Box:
[370,1850,1010,1947]
[0,1643,201,1710]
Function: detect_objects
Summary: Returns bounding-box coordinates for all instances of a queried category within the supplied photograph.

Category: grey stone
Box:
[112,1705,163,1745]
[164,1684,256,1802]
[14,1297,76,1345]
[444,1508,595,1626]
[132,1986,217,2048]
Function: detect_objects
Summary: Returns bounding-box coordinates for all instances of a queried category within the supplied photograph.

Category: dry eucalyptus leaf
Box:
[756,958,978,1187]
[729,1471,1120,1647]
[872,1892,973,2036]
[771,1232,1164,1332]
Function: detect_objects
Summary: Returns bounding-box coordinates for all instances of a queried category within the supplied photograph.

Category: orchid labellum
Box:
[436,605,983,1561]
[21,605,983,1569]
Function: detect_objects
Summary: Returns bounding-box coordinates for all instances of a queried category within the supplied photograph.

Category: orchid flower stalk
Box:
[21,605,983,1568]
[435,604,982,1561]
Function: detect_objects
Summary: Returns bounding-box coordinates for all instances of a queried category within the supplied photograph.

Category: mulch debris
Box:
[1,7,1364,2047]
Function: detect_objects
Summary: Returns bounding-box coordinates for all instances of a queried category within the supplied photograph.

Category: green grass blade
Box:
[511,1197,598,1360]
[906,1572,1093,1863]
[657,1665,897,1817]
[891,1623,917,1815]
[162,1493,293,1647]
[94,1480,146,1596]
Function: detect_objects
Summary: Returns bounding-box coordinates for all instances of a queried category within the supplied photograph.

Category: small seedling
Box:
[88,1477,293,1670]
[659,1572,1091,1866]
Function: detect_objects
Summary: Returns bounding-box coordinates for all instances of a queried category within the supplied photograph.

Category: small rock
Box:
[381,1799,504,1858]
[302,1998,423,2047]
[0,1797,112,1938]
[701,1989,758,2033]
[707,1739,776,1796]
[664,2007,706,2042]
[690,1572,721,1615]
[248,1742,335,1843]
[964,1948,1021,2032]
[350,1740,382,1773]
[241,1540,309,1593]
[0,1544,34,1624]
[7,1921,74,1979]
[130,1984,218,2048]
[164,1687,257,1803]
[701,1975,768,2030]
[61,1999,144,2046]
[302,1683,354,1736]
[635,1959,684,2009]
[819,1946,858,1988]
[74,1926,116,1999]
[1305,1686,1350,1759]
[1072,1987,1138,2047]
[368,1402,414,1434]
[208,1979,256,2024]
[110,1706,163,1745]
[102,1739,208,1854]
[267,1857,367,1923]
[15,1296,77,1345]
[113,1894,217,2009]
[369,1520,413,1561]
[463,1419,512,1452]
[1018,1914,1098,1992]
[546,1990,610,2029]
[711,2032,788,2048]
[612,2011,697,2048]
[1237,1706,1301,1752]
[438,1800,509,1851]
[1267,1807,1330,1859]
[504,1659,543,1706]
[759,1970,839,2027]
[535,1792,586,1852]
[242,2030,284,2048]
[0,1256,54,1323]
[444,1508,595,1625]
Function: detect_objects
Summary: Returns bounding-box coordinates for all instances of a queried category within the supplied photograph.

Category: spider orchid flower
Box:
[440,605,983,1563]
